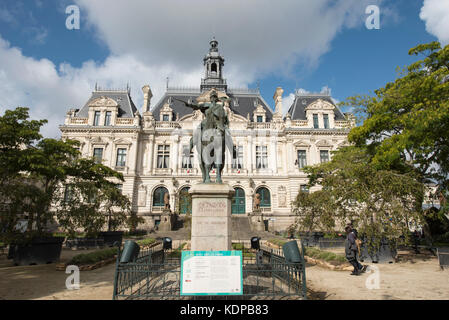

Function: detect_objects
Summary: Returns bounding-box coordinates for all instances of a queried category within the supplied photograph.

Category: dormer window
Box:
[94,111,101,126]
[313,114,319,129]
[323,114,329,129]
[160,101,173,122]
[253,103,267,123]
[105,111,112,126]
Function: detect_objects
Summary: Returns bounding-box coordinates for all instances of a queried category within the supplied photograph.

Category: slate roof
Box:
[286,95,346,121]
[76,90,138,118]
[151,90,274,121]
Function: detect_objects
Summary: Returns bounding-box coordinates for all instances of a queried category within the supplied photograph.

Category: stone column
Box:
[172,135,179,174]
[286,138,293,174]
[190,183,234,251]
[270,136,277,174]
[247,135,253,174]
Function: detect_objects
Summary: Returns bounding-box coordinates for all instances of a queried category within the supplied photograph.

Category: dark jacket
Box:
[345,231,358,260]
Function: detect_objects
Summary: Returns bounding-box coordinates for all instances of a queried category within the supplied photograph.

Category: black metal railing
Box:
[112,242,307,300]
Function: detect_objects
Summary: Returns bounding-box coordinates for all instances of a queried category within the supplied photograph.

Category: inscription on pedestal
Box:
[190,184,234,251]
[196,199,227,217]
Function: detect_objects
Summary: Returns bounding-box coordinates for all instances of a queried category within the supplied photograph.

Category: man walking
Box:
[345,225,362,275]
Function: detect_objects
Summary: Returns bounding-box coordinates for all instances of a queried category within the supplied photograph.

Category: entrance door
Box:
[232,187,245,214]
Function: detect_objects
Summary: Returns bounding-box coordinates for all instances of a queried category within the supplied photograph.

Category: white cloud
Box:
[1,0,390,138]
[420,0,449,45]
[282,93,295,116]
[75,0,383,81]
[0,36,202,138]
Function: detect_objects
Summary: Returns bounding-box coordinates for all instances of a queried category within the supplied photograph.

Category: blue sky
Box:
[0,0,448,138]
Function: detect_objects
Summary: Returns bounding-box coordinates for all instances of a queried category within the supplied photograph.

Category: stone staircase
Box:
[149,216,278,242]
[231,216,277,242]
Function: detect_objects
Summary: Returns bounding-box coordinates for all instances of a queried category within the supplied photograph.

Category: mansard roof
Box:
[151,88,273,121]
[286,92,346,121]
[76,89,138,118]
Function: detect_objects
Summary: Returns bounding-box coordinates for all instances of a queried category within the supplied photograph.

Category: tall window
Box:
[153,187,168,207]
[93,148,103,164]
[182,145,194,169]
[104,111,112,126]
[323,114,329,129]
[232,146,244,169]
[116,148,127,167]
[313,114,319,129]
[297,150,307,169]
[320,150,329,163]
[257,187,271,208]
[256,146,268,169]
[257,115,263,123]
[94,111,101,126]
[157,145,170,169]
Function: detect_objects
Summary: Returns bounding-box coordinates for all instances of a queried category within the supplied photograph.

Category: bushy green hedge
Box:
[304,247,347,264]
[68,248,118,266]
[136,238,156,246]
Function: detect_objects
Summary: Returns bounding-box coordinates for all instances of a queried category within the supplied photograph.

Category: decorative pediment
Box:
[91,136,103,143]
[305,99,335,111]
[254,104,266,115]
[114,138,132,146]
[196,88,229,105]
[294,140,311,148]
[89,96,118,108]
[161,103,173,113]
[315,139,332,147]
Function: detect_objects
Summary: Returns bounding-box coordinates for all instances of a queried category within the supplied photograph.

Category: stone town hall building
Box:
[60,39,354,232]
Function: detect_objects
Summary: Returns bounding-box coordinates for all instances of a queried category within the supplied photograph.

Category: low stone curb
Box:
[56,257,117,271]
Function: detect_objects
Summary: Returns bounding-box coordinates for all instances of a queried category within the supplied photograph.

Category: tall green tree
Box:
[0,108,133,243]
[342,41,449,190]
[54,160,131,237]
[293,147,424,247]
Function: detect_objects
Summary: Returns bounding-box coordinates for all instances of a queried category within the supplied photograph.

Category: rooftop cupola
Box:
[201,37,227,92]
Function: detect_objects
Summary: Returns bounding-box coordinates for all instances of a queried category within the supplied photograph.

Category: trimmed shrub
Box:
[68,247,117,266]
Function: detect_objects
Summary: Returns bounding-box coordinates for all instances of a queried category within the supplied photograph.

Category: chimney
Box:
[142,85,153,112]
[273,87,284,115]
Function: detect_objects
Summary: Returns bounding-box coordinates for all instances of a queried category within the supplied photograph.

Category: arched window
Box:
[153,187,168,207]
[256,187,271,208]
[232,188,245,214]
[211,62,217,73]
[179,187,192,215]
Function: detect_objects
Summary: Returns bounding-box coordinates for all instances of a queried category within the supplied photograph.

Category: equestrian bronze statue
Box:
[175,90,232,184]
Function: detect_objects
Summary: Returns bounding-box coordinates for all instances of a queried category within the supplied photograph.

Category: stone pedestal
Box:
[251,214,266,232]
[158,210,172,232]
[190,183,234,251]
